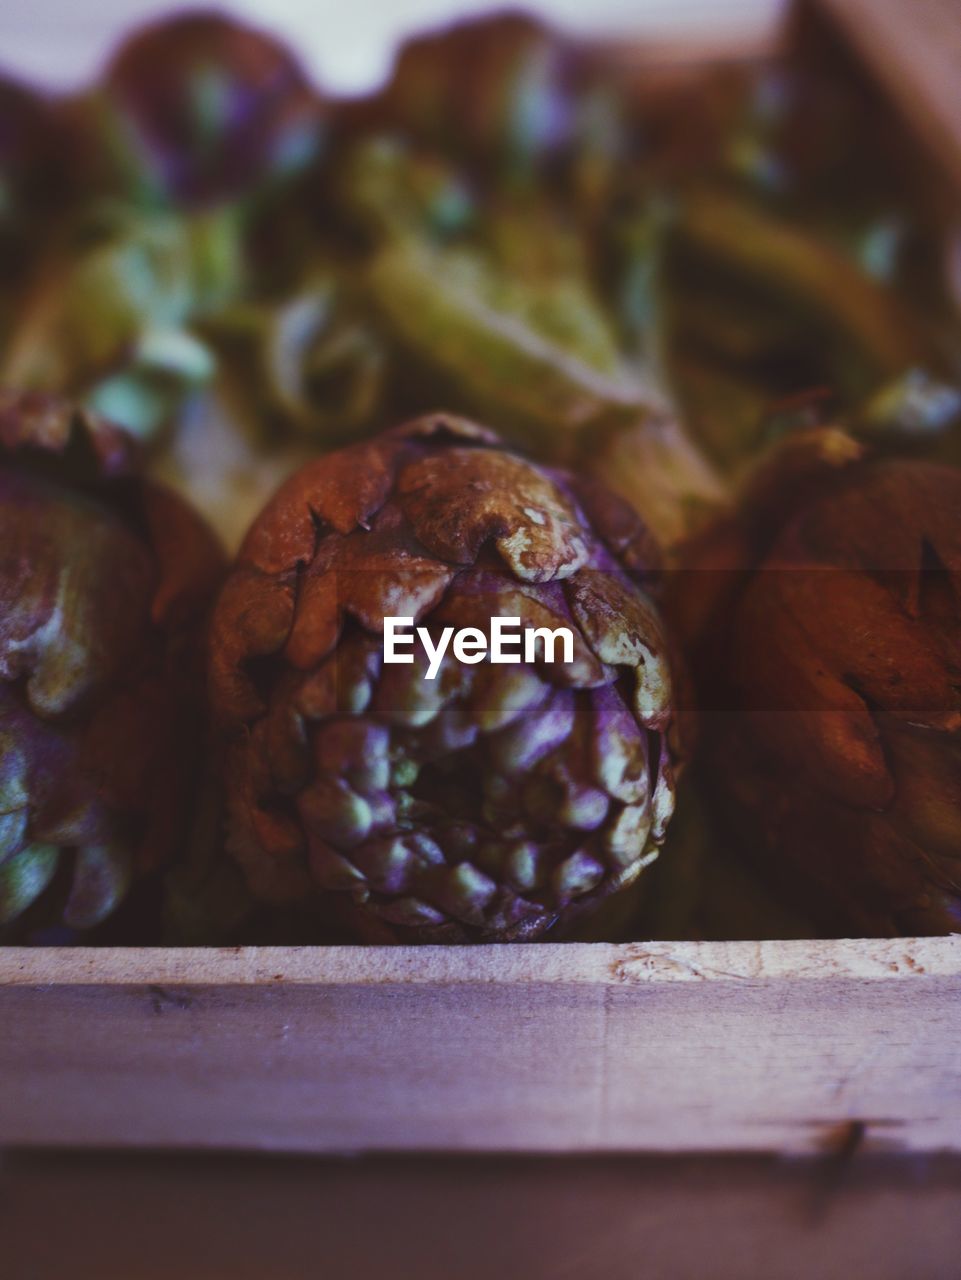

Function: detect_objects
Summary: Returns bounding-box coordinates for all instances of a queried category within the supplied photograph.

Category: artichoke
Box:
[706,451,961,935]
[0,392,224,935]
[371,12,622,196]
[209,414,681,942]
[599,58,961,473]
[72,12,324,209]
[321,86,729,549]
[3,13,327,444]
[1,203,242,441]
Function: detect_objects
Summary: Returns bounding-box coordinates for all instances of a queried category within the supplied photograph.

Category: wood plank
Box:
[1,937,960,984]
[4,1149,961,1280]
[1,940,959,1154]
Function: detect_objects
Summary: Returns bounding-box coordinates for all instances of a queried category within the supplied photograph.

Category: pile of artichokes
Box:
[1,10,960,943]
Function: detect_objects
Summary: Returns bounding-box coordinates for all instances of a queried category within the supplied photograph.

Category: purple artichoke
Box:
[0,392,224,933]
[76,12,324,208]
[209,414,681,942]
[369,12,622,191]
[707,454,961,935]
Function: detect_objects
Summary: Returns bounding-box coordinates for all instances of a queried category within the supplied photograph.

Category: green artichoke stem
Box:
[587,411,729,560]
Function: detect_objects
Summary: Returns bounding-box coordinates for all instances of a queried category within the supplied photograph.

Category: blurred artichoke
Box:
[369,11,623,201]
[4,12,328,446]
[598,56,961,473]
[70,12,324,210]
[646,190,958,471]
[706,452,961,935]
[1,202,243,441]
[0,392,224,935]
[319,80,732,545]
[209,414,681,942]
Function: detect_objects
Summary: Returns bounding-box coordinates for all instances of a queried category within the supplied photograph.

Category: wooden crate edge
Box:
[1,936,958,987]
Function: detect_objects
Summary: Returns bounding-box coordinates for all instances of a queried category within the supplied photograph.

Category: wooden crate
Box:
[2,0,961,1156]
[1,940,959,1154]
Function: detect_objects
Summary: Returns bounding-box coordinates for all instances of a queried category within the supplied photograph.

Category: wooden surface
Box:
[3,1149,961,1280]
[2,939,960,1155]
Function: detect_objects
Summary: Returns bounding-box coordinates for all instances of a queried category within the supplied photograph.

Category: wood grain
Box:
[1,939,959,1155]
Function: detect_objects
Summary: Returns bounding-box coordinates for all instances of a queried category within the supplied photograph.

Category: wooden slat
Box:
[2,939,959,1154]
[5,1148,961,1280]
[1,937,960,985]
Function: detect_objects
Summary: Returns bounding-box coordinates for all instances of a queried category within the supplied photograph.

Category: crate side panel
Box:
[2,969,959,1153]
[2,938,960,985]
[603,977,961,1153]
[0,981,609,1151]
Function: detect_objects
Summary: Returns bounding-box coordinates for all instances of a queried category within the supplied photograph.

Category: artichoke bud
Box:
[209,413,684,942]
[70,12,325,210]
[0,391,224,935]
[1,205,242,440]
[708,455,961,935]
[378,12,625,197]
[660,190,946,443]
